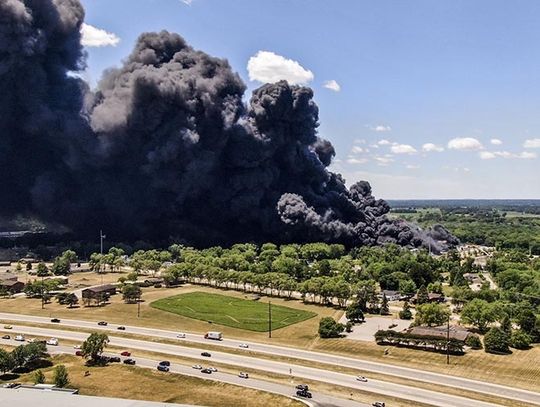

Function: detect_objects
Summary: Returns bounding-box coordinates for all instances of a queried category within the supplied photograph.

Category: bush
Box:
[33,369,45,384]
[318,317,345,338]
[465,334,482,349]
[399,301,413,320]
[53,364,69,388]
[510,330,531,350]
[484,327,510,354]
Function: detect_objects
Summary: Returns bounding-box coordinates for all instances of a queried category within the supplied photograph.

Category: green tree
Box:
[122,284,142,304]
[26,262,32,271]
[36,262,49,277]
[510,330,531,350]
[0,348,14,374]
[484,327,510,354]
[64,293,79,308]
[51,256,71,276]
[517,308,538,335]
[500,314,512,335]
[53,365,69,388]
[465,334,483,349]
[345,303,365,323]
[398,279,416,297]
[380,293,389,315]
[414,303,450,327]
[460,299,496,333]
[81,332,109,362]
[416,285,429,305]
[33,369,45,384]
[318,317,345,338]
[399,301,413,320]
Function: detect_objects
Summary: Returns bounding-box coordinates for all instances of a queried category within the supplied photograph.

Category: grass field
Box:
[150,292,317,332]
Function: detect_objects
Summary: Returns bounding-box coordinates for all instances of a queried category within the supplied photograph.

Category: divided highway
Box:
[1,312,539,406]
[0,322,520,407]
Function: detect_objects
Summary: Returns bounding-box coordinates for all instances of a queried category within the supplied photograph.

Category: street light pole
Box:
[100,230,106,286]
[268,300,272,338]
[446,315,450,365]
[137,294,141,318]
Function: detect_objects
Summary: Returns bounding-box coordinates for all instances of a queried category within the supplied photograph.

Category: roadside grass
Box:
[314,338,540,393]
[0,284,337,348]
[150,292,317,332]
[8,354,305,407]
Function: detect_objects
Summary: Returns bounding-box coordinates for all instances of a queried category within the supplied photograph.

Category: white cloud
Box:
[490,138,503,145]
[323,80,341,92]
[181,0,194,4]
[447,137,483,151]
[80,23,120,47]
[347,157,369,164]
[523,138,540,148]
[354,139,366,144]
[479,151,496,160]
[422,143,444,152]
[369,125,392,132]
[391,144,417,154]
[518,151,537,159]
[406,164,420,169]
[377,139,391,145]
[374,156,394,166]
[350,146,365,154]
[247,51,314,85]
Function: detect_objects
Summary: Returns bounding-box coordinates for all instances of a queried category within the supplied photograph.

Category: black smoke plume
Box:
[0,0,456,252]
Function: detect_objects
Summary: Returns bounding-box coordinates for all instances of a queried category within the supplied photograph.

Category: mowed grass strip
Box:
[150,292,316,331]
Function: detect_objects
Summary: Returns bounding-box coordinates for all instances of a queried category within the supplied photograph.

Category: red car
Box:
[120,351,131,357]
[75,350,83,356]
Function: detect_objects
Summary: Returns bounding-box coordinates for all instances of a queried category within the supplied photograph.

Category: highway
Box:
[0,323,513,407]
[1,312,539,406]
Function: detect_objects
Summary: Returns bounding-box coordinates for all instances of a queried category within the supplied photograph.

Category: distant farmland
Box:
[151,292,317,332]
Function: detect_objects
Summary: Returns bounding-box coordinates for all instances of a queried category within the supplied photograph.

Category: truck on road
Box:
[204,331,223,341]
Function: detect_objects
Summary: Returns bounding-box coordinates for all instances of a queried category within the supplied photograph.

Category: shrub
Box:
[53,364,69,388]
[484,327,510,354]
[465,334,482,349]
[318,317,345,338]
[510,330,531,350]
[33,369,45,384]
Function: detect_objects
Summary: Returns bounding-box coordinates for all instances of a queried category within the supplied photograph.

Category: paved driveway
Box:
[339,314,412,342]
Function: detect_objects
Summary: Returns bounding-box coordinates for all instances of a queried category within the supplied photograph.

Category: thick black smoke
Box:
[0,0,456,252]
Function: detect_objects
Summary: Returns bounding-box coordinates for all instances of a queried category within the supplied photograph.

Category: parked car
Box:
[123,358,136,365]
[239,372,249,379]
[14,335,25,342]
[109,356,121,363]
[201,368,212,374]
[207,367,217,372]
[75,350,83,356]
[2,383,20,389]
[100,356,111,363]
[192,364,202,370]
[46,338,59,346]
[356,376,368,382]
[157,365,170,372]
[296,389,312,399]
[27,338,36,343]
[120,351,131,357]
[97,321,108,326]
[239,343,249,348]
[73,345,81,349]
[201,352,211,357]
[117,326,126,331]
[50,318,61,323]
[372,403,385,407]
[176,333,186,338]
[159,361,171,366]
[1,335,10,339]
[295,384,309,391]
[3,325,12,330]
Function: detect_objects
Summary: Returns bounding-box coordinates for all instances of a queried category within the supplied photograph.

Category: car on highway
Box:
[3,325,12,330]
[159,361,171,366]
[14,335,25,342]
[296,389,312,399]
[109,356,121,363]
[201,368,212,374]
[201,352,211,357]
[192,364,202,370]
[123,358,136,365]
[157,365,170,372]
[239,343,249,348]
[356,376,368,382]
[46,338,59,346]
[75,350,83,356]
[97,321,108,326]
[239,372,249,379]
[295,384,309,391]
[1,335,10,339]
[50,318,60,323]
[120,351,131,357]
[207,367,217,372]
[176,333,186,338]
[372,403,385,407]
[117,326,126,330]
[73,344,81,349]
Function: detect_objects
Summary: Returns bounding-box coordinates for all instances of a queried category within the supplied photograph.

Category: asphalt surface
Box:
[1,312,539,406]
[0,323,516,407]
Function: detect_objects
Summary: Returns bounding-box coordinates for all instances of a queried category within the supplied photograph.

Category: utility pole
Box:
[41,274,44,310]
[100,230,106,286]
[137,294,141,318]
[268,300,272,338]
[446,315,450,365]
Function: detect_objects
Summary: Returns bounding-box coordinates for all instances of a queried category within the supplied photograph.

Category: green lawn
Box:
[150,292,317,332]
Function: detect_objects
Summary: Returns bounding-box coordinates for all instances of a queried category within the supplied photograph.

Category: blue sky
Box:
[80,0,540,199]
